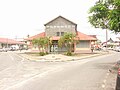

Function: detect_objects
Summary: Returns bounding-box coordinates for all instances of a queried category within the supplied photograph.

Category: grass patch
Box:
[25,52,49,56]
[24,52,39,56]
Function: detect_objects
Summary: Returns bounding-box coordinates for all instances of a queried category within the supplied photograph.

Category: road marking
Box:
[103,80,106,83]
[107,72,109,76]
[0,66,13,73]
[102,84,105,88]
[10,52,25,61]
[5,66,63,90]
[8,54,14,61]
[102,79,106,89]
[101,70,111,89]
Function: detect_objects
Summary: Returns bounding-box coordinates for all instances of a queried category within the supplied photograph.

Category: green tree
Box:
[43,37,52,53]
[32,37,51,53]
[89,0,120,33]
[58,33,76,55]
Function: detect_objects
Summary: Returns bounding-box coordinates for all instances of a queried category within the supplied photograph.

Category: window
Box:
[54,26,56,28]
[72,25,75,28]
[56,26,60,28]
[61,26,64,28]
[68,25,71,28]
[46,26,50,29]
[61,32,64,36]
[65,25,67,28]
[50,26,53,28]
[56,32,60,36]
[46,26,49,28]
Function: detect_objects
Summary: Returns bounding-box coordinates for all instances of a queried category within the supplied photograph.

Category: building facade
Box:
[44,16,77,37]
[26,16,97,53]
[0,38,26,50]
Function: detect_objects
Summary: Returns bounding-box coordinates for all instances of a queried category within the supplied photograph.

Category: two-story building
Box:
[26,16,97,53]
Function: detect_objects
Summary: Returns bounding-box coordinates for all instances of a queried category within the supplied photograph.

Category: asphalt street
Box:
[0,51,119,90]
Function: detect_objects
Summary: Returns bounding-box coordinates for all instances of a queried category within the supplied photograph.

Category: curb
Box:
[101,63,117,90]
[17,52,111,62]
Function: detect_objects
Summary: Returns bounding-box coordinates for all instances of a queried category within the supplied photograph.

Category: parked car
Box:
[0,48,7,52]
[114,46,120,52]
[116,69,120,90]
[0,48,3,52]
[10,47,16,51]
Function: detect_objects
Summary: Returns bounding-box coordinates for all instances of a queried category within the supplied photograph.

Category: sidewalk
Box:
[102,63,118,90]
[16,50,113,62]
[104,68,117,90]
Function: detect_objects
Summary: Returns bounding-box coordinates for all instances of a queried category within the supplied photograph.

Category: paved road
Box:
[0,51,119,90]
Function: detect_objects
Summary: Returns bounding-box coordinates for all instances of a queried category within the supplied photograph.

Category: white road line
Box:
[103,79,106,83]
[8,54,14,61]
[5,67,63,90]
[101,70,110,89]
[10,52,25,61]
[107,72,109,76]
[0,66,12,73]
[102,79,106,89]
[102,84,105,88]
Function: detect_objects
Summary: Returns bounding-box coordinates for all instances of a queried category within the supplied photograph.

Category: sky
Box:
[0,0,120,42]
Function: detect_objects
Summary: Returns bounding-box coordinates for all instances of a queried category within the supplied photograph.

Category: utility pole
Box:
[105,20,108,52]
[106,29,108,52]
[6,38,8,48]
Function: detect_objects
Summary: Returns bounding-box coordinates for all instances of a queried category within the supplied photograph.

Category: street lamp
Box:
[6,38,8,48]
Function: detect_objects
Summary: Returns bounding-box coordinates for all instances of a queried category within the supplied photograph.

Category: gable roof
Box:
[26,31,97,41]
[76,31,97,40]
[25,32,45,40]
[44,16,77,26]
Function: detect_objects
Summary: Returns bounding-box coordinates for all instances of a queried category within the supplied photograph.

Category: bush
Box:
[39,52,46,56]
[66,52,72,56]
[45,52,49,55]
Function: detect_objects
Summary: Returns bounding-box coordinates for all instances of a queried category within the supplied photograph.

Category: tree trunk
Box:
[38,45,41,52]
[69,44,72,53]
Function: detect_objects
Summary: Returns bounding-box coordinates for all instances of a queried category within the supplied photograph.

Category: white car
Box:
[114,46,120,52]
[0,48,7,52]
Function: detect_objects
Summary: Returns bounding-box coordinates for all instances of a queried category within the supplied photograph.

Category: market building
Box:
[26,16,97,53]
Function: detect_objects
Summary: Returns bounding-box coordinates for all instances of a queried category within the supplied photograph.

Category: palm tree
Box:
[32,37,52,53]
[43,37,52,53]
[58,33,76,55]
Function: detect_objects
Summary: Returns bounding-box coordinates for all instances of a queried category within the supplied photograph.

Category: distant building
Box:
[0,37,26,49]
[114,37,120,45]
[26,16,97,53]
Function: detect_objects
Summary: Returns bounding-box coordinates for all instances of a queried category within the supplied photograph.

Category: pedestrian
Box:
[91,45,94,53]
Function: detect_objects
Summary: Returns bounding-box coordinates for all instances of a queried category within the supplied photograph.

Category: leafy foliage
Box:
[89,0,120,33]
[66,51,72,56]
[39,52,46,56]
[58,33,76,55]
[32,37,52,54]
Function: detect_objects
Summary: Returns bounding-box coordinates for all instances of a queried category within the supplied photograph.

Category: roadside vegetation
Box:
[89,1,120,89]
[58,33,78,56]
[88,0,120,33]
[31,33,78,56]
[32,37,52,56]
